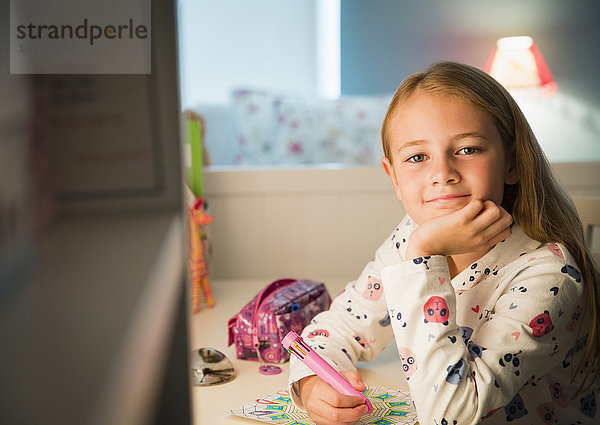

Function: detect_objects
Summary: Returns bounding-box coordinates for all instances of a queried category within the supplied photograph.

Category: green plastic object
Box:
[186,119,203,198]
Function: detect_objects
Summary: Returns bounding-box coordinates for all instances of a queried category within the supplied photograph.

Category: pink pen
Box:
[282,331,373,414]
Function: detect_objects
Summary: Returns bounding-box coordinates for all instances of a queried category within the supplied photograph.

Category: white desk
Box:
[189,278,409,425]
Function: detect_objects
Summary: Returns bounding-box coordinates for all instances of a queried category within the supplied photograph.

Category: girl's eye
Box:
[407,154,426,163]
[458,147,480,155]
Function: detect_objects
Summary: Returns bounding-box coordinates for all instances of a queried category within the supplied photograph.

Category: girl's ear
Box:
[381,156,403,201]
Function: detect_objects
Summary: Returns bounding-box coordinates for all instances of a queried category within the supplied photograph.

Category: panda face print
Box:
[499,350,522,376]
[423,296,449,325]
[566,305,582,331]
[413,256,431,269]
[392,236,407,250]
[378,312,391,327]
[509,285,528,293]
[467,341,487,359]
[578,359,592,377]
[580,391,597,418]
[353,335,367,349]
[390,228,407,250]
[547,337,559,358]
[530,310,554,338]
[363,276,384,301]
[459,326,473,345]
[504,393,528,421]
[390,308,407,328]
[563,336,588,368]
[550,382,568,408]
[311,342,328,351]
[521,375,537,388]
[445,358,466,385]
[537,402,553,425]
[397,347,418,379]
[483,265,499,276]
[307,329,329,338]
[346,300,367,320]
[561,264,582,283]
[547,243,564,259]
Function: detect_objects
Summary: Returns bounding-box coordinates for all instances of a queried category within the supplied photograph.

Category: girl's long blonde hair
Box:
[382,61,600,393]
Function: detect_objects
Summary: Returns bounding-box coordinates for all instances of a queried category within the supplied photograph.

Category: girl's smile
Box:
[426,194,471,203]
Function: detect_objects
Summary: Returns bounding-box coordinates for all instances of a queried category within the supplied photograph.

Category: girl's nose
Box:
[431,157,460,185]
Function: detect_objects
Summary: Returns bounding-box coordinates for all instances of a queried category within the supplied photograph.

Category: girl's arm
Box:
[381,244,584,424]
[288,215,416,408]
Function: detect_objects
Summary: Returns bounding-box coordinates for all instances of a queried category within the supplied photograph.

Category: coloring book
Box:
[230,386,418,425]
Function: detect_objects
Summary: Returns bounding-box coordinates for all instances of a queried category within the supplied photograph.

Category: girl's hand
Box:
[406,199,513,259]
[299,371,369,425]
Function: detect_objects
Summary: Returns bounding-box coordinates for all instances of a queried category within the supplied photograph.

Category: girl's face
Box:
[382,89,518,225]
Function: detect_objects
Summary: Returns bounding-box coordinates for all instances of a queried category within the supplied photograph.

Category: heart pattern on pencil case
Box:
[511,332,520,340]
[439,277,445,285]
[471,305,480,313]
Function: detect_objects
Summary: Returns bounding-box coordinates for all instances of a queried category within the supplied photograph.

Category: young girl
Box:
[288,61,600,424]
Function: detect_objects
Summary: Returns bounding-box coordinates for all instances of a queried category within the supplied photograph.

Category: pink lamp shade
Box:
[485,36,557,95]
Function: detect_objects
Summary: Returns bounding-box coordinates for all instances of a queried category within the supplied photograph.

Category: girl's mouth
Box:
[427,194,470,203]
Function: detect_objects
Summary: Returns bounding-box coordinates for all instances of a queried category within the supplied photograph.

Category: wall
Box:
[204,166,403,281]
[340,0,600,106]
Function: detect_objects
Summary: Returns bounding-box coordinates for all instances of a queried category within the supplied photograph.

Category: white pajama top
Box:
[288,214,599,424]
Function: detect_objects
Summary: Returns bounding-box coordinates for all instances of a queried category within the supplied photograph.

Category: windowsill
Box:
[203,162,600,198]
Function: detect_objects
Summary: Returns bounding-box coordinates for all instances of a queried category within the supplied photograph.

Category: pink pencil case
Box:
[227,278,331,364]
